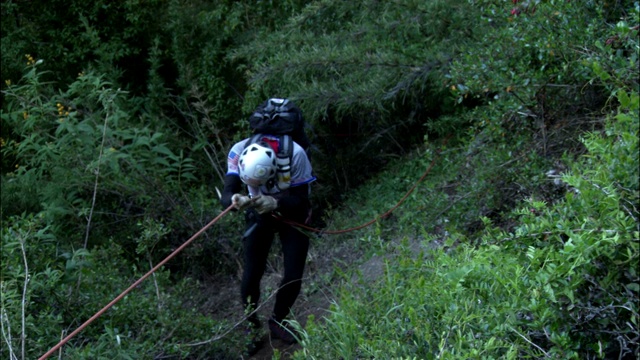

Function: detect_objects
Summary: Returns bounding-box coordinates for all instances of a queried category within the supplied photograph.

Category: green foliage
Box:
[295,90,638,359]
[449,1,600,101]
[0,172,40,218]
[1,65,200,243]
[233,0,476,116]
[0,57,250,358]
[0,212,240,359]
[1,0,638,358]
[1,213,62,359]
[292,1,638,359]
[442,0,638,149]
[490,91,638,358]
[1,0,167,93]
[298,244,530,359]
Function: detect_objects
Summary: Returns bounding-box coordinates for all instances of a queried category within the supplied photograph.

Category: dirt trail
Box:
[200,234,379,359]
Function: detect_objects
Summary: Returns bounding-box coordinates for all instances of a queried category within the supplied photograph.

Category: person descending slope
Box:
[220,98,316,355]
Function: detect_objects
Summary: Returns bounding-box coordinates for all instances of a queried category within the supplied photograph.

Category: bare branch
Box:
[20,231,30,360]
[84,106,111,249]
[508,325,550,358]
[1,287,19,360]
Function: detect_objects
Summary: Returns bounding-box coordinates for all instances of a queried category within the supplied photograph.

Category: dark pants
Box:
[241,209,309,323]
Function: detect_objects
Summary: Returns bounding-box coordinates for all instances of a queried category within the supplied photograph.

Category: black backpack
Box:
[246,98,312,189]
[248,97,312,156]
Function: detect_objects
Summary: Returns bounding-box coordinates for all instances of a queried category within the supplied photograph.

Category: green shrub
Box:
[1,63,235,259]
[293,1,638,359]
[498,89,639,358]
[294,89,638,359]
[0,61,246,358]
[1,212,242,359]
[0,0,169,94]
[448,1,609,105]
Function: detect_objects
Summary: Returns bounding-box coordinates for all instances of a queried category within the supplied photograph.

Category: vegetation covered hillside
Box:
[1,0,638,359]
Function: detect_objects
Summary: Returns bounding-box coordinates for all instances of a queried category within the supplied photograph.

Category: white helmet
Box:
[238,142,277,187]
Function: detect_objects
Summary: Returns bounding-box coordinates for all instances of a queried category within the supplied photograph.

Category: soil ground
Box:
[198,233,383,359]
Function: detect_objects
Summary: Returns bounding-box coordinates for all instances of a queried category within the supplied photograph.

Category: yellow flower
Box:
[57,103,68,116]
[4,79,10,86]
[23,112,28,120]
[25,54,35,66]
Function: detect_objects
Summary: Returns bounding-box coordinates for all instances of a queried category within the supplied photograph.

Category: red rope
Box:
[274,137,448,234]
[38,205,235,360]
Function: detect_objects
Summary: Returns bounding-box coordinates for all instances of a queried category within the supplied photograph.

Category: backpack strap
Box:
[277,134,293,161]
[275,134,293,190]
[246,133,263,149]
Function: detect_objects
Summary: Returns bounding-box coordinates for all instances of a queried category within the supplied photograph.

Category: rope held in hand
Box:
[38,205,235,360]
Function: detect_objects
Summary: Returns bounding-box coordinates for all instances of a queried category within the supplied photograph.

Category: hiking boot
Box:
[268,317,298,344]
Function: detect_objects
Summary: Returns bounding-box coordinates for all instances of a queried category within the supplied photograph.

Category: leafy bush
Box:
[293,1,638,359]
[1,212,242,359]
[0,0,167,94]
[443,0,638,151]
[295,89,638,360]
[499,89,638,358]
[1,62,238,260]
[1,62,246,358]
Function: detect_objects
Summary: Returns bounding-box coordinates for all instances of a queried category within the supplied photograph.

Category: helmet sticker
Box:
[253,165,268,178]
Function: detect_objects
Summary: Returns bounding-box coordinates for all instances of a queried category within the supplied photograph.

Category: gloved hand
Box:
[231,194,252,210]
[253,195,278,214]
